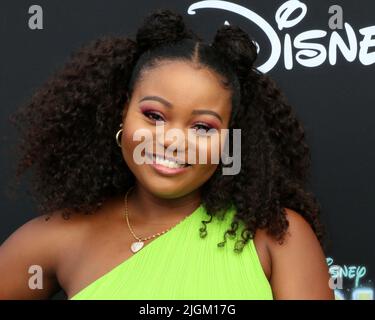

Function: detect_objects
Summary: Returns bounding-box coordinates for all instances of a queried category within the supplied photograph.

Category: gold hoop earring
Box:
[115,124,123,147]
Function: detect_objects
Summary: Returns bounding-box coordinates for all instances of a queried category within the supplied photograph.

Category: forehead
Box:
[133,60,232,111]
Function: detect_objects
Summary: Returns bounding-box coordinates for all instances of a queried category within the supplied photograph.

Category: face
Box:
[120,60,232,199]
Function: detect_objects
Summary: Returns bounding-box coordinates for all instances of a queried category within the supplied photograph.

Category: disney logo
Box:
[188,0,375,72]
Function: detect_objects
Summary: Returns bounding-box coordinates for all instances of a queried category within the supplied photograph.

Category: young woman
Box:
[0,9,334,300]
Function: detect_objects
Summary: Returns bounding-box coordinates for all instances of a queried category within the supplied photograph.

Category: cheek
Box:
[189,134,222,182]
[121,117,144,167]
[188,133,223,165]
[192,132,225,181]
[121,115,157,171]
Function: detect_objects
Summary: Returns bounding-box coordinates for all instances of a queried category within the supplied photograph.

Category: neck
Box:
[127,183,201,224]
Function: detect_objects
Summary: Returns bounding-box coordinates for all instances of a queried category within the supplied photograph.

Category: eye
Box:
[193,123,211,131]
[143,110,165,122]
[192,123,215,135]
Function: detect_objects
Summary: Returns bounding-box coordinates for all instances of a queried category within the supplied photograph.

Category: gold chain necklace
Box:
[124,186,192,253]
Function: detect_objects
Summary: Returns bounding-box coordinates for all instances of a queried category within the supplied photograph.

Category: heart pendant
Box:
[130,241,144,253]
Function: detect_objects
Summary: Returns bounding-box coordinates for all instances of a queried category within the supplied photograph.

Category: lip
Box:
[145,152,192,176]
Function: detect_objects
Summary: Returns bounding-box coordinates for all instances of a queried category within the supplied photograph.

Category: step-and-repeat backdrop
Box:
[1,1,374,299]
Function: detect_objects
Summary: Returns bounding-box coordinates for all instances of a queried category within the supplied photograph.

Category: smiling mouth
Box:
[145,152,192,169]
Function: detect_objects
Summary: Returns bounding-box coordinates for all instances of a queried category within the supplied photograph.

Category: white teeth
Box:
[154,155,186,169]
[145,153,189,169]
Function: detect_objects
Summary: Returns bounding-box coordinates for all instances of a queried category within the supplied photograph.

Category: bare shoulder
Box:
[0,208,98,299]
[5,208,95,251]
[268,208,319,248]
[252,209,314,279]
[261,208,334,299]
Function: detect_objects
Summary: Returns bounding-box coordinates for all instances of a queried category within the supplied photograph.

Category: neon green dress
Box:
[69,204,273,300]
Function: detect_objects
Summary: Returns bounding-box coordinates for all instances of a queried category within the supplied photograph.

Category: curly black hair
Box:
[7,9,326,253]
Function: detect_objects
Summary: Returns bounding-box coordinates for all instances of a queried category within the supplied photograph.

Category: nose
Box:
[154,121,188,156]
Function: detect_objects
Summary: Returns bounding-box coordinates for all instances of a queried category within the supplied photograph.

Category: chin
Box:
[142,179,195,199]
[137,174,199,200]
[131,163,216,199]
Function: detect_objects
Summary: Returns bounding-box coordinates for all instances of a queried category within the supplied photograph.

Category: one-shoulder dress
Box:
[70,204,273,300]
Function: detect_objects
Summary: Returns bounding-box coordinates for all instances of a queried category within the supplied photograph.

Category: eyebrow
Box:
[138,95,223,123]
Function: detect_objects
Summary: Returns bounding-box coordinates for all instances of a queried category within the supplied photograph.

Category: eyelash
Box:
[193,123,213,132]
[143,110,165,122]
[142,110,215,133]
